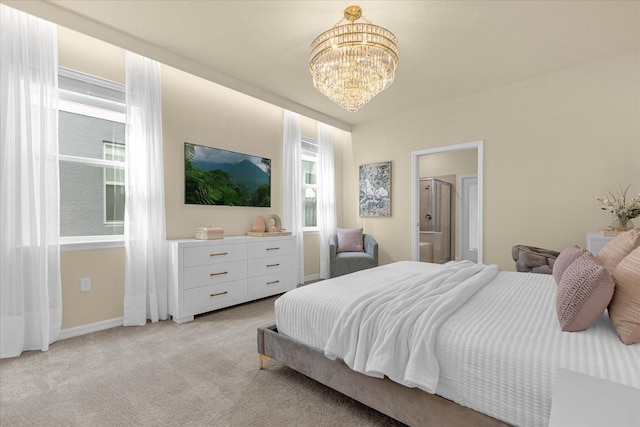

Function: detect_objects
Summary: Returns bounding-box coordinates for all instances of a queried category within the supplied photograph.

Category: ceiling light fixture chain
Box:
[309,5,399,113]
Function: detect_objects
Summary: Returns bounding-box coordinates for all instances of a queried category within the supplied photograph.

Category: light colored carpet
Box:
[0,296,405,426]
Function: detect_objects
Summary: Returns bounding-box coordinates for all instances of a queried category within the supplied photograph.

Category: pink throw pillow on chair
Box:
[336,228,364,253]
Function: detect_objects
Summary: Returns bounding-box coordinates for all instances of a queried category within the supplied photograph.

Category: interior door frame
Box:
[411,140,484,263]
[459,174,479,262]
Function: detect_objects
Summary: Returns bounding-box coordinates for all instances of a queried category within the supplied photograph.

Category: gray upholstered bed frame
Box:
[257,324,509,427]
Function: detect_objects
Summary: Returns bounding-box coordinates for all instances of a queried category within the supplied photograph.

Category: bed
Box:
[257,260,640,426]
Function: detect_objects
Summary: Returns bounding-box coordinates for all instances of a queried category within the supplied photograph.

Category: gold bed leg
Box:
[258,354,272,370]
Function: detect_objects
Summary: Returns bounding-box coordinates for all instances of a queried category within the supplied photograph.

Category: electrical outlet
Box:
[80,277,91,292]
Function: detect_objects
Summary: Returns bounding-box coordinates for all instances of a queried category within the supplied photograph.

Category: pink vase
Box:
[252,215,266,232]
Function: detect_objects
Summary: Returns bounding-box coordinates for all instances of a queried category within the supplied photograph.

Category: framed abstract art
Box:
[359,161,391,217]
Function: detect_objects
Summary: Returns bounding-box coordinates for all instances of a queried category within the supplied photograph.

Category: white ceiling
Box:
[6,1,640,128]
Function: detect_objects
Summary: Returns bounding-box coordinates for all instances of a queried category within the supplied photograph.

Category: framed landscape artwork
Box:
[184,142,271,207]
[359,161,391,217]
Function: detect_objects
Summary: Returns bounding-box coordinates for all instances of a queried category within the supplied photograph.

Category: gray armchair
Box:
[329,234,379,278]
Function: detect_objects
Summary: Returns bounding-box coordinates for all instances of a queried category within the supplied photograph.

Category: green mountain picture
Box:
[185,142,271,207]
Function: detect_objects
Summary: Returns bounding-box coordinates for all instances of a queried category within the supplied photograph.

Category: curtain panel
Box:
[0,5,62,358]
[317,122,336,279]
[123,52,168,326]
[282,110,304,284]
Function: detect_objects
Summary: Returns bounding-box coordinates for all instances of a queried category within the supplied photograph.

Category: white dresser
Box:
[168,235,296,323]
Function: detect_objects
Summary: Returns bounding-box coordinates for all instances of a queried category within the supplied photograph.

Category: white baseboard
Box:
[304,273,321,283]
[59,317,123,340]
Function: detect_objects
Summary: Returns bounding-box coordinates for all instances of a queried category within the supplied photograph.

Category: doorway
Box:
[411,141,483,263]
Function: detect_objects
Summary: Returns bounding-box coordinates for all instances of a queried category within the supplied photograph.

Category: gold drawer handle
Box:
[266,247,280,251]
[266,280,280,285]
[210,291,228,298]
[266,263,280,268]
[210,271,228,277]
[210,252,228,257]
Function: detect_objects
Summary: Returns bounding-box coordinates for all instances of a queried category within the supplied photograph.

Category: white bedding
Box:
[275,261,640,427]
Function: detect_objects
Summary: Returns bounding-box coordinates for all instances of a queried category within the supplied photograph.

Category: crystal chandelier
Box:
[309,5,399,112]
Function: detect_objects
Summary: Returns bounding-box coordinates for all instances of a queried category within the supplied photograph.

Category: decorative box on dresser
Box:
[168,235,295,323]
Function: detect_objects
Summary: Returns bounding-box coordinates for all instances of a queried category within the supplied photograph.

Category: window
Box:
[103,142,125,224]
[302,137,318,231]
[58,68,126,243]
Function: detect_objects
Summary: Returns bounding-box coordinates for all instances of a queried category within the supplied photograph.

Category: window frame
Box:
[103,141,126,225]
[301,137,319,233]
[58,67,127,251]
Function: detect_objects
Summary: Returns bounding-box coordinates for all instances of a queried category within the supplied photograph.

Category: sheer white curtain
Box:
[123,52,168,326]
[317,122,336,279]
[0,5,62,358]
[282,110,304,284]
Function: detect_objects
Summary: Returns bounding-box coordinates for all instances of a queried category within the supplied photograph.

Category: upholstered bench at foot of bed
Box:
[256,324,508,427]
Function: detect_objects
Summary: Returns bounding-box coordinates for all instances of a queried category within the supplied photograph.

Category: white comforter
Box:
[275,261,640,427]
[323,261,499,393]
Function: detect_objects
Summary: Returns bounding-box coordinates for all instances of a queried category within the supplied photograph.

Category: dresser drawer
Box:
[169,237,296,323]
[183,280,248,312]
[183,243,247,268]
[248,270,295,296]
[248,239,294,259]
[248,254,293,277]
[183,260,247,289]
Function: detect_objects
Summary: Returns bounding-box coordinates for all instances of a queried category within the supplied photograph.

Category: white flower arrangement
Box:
[595,184,640,228]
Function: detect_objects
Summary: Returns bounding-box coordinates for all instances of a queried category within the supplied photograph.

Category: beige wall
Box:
[57,28,331,328]
[303,234,320,277]
[419,150,477,178]
[54,27,640,329]
[58,26,125,83]
[60,249,125,328]
[162,65,285,239]
[346,52,640,270]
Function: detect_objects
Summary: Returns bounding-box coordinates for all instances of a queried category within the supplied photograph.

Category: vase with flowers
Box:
[596,184,640,232]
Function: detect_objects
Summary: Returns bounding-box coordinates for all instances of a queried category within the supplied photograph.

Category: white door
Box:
[460,175,478,262]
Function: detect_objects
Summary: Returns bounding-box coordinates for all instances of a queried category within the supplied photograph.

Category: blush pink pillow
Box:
[595,228,640,274]
[336,228,364,253]
[552,246,588,284]
[609,247,640,344]
[556,252,615,332]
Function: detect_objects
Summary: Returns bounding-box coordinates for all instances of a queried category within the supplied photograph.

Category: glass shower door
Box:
[419,178,453,263]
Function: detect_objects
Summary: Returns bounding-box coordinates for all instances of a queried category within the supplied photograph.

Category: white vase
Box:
[610,218,635,231]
